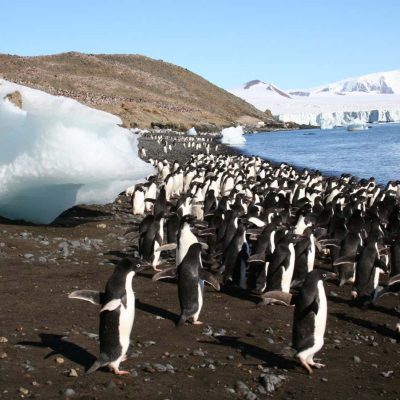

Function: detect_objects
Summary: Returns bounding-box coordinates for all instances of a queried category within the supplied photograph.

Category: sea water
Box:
[235,123,400,185]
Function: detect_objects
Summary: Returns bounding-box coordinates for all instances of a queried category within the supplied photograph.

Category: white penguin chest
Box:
[314,281,327,338]
[177,227,198,265]
[281,243,295,293]
[119,273,136,352]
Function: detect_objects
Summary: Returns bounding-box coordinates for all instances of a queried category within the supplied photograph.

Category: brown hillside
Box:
[0,52,275,130]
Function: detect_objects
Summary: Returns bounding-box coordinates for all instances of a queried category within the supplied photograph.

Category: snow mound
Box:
[187,127,197,136]
[220,126,246,145]
[0,79,154,224]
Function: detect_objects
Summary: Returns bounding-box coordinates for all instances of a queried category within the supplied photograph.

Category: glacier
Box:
[0,79,154,224]
[230,70,400,129]
[220,126,246,145]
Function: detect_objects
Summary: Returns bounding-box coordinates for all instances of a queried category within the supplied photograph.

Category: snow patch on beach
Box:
[0,79,154,224]
[221,126,246,145]
[187,127,197,136]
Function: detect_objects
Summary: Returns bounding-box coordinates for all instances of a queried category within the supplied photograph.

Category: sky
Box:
[1,0,400,90]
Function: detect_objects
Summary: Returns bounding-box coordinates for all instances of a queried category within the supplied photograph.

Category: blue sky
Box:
[2,0,399,89]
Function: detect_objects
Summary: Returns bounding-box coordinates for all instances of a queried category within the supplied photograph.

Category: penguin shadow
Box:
[135,298,180,325]
[331,312,399,340]
[200,335,295,370]
[220,286,262,305]
[18,333,96,370]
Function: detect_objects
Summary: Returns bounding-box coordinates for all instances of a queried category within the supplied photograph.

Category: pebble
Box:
[23,253,34,259]
[38,257,47,263]
[192,348,205,356]
[19,387,29,395]
[353,356,361,363]
[153,363,167,372]
[381,371,394,378]
[55,356,65,364]
[321,378,328,382]
[227,355,234,360]
[96,223,107,229]
[68,368,78,377]
[0,337,8,343]
[0,352,7,359]
[106,380,117,389]
[259,372,286,393]
[64,388,76,397]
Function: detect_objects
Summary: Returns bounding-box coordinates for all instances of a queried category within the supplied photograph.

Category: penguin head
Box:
[116,257,142,275]
[313,269,336,282]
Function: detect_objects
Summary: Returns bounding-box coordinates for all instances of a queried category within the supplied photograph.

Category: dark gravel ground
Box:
[0,135,399,400]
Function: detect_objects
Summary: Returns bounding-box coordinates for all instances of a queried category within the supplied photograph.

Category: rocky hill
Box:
[0,52,276,131]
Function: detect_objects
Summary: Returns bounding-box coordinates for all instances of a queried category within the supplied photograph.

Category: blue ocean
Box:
[235,123,400,185]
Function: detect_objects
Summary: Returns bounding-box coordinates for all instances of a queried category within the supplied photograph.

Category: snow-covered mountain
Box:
[230,70,400,128]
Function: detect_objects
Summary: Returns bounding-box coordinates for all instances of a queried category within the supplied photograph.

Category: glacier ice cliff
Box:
[0,79,154,224]
[277,109,400,129]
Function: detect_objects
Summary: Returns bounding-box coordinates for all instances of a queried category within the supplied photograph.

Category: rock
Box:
[227,355,234,360]
[259,372,286,393]
[153,363,167,372]
[38,257,47,263]
[96,223,107,229]
[24,253,34,259]
[130,368,138,377]
[353,356,361,363]
[321,378,328,382]
[64,388,76,397]
[0,352,7,359]
[4,91,23,109]
[19,387,29,396]
[55,356,65,364]
[192,348,205,356]
[68,368,78,377]
[381,371,394,378]
[235,380,249,392]
[106,380,117,389]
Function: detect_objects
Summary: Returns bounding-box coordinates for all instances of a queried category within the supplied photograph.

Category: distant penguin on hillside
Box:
[292,269,336,374]
[68,258,140,375]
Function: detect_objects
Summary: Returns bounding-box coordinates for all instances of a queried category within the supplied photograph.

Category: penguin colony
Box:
[70,132,400,376]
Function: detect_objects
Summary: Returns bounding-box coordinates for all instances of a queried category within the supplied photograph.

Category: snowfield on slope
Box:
[230,70,400,128]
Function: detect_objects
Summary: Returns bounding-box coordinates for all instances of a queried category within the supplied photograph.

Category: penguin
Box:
[68,258,139,375]
[132,186,145,216]
[222,223,249,289]
[292,269,336,374]
[152,242,220,325]
[138,213,164,270]
[373,273,400,332]
[291,227,316,289]
[154,186,168,217]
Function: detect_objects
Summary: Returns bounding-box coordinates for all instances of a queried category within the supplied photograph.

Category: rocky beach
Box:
[0,132,399,400]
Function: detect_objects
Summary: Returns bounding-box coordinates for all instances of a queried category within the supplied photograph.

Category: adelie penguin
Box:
[292,269,336,374]
[152,242,220,326]
[68,258,140,375]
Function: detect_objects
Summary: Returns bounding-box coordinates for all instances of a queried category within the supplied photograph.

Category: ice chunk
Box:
[187,127,197,136]
[0,79,154,224]
[220,126,246,145]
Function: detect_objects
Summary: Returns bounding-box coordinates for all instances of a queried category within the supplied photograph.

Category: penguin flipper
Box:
[86,353,109,374]
[247,217,266,227]
[248,253,266,263]
[333,255,356,266]
[156,243,177,252]
[68,290,102,305]
[199,270,220,291]
[152,267,177,281]
[259,291,292,306]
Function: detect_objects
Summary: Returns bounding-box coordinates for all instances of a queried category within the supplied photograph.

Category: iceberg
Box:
[220,126,246,145]
[0,79,154,224]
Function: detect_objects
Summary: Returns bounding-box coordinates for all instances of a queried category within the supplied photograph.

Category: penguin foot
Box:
[310,362,325,369]
[298,358,313,374]
[113,369,129,375]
